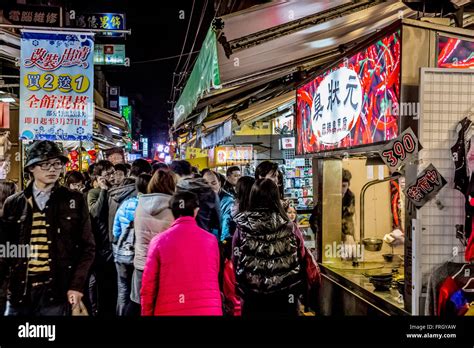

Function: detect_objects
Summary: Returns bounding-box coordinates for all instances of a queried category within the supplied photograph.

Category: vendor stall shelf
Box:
[283,156,314,210]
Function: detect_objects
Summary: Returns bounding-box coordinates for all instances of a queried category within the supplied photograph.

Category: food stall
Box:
[296,18,474,316]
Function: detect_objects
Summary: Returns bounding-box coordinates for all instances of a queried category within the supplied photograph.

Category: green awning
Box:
[173,27,221,127]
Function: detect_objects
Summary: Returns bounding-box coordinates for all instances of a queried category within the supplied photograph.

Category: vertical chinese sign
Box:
[20,31,94,141]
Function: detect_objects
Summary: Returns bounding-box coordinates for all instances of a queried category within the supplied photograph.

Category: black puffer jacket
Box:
[232,209,304,296]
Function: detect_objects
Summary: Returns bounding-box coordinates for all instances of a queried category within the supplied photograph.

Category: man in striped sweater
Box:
[0,140,95,316]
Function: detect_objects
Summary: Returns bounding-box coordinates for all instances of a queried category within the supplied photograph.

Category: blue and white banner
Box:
[20,30,94,141]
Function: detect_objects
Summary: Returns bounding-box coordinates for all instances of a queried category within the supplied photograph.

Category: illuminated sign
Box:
[214,146,253,166]
[74,13,126,37]
[141,137,148,158]
[94,44,126,66]
[296,30,400,154]
[121,105,132,132]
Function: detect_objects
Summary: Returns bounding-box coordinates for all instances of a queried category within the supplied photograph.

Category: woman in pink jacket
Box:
[141,191,222,316]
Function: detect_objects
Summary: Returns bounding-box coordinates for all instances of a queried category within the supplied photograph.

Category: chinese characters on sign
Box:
[404,164,447,209]
[20,31,94,141]
[215,146,253,166]
[74,13,126,37]
[379,128,420,172]
[281,137,295,149]
[297,30,400,154]
[3,5,60,27]
[309,67,363,146]
[141,137,148,158]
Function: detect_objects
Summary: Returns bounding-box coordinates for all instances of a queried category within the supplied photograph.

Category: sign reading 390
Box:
[24,73,90,93]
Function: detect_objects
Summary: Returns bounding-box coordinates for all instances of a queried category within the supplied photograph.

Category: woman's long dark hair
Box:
[248,178,289,221]
[235,176,255,213]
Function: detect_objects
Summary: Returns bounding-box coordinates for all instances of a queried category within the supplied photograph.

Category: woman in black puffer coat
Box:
[232,178,308,317]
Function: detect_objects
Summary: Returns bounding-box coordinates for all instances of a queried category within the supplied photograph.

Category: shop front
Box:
[297,19,474,316]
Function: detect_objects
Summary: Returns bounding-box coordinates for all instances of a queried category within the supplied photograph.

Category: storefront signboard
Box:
[141,137,148,158]
[20,31,94,141]
[379,127,419,172]
[73,13,126,37]
[404,164,447,209]
[185,147,208,159]
[94,44,126,66]
[213,145,253,166]
[3,4,60,27]
[296,30,401,154]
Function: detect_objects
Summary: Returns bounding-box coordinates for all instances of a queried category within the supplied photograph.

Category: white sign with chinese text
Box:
[20,31,94,141]
[311,67,362,145]
[281,137,295,149]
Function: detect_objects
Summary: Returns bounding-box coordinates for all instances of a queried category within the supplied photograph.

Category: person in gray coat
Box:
[131,169,175,309]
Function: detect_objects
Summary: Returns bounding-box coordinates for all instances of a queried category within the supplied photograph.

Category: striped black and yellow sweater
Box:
[27,199,51,283]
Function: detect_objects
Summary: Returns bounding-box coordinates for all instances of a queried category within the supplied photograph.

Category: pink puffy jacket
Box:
[141,216,223,316]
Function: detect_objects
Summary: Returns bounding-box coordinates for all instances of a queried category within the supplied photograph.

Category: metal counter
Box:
[319,262,409,316]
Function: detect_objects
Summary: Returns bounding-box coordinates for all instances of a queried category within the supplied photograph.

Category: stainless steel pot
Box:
[362,238,383,251]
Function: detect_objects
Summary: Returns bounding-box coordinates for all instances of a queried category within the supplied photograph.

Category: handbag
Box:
[71,301,89,316]
[304,247,321,288]
[302,247,320,313]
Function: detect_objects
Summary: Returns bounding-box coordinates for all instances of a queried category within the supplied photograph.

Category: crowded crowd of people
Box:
[0,140,319,317]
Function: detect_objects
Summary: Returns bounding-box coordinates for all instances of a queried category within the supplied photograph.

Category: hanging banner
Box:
[20,31,94,141]
[379,127,420,172]
[201,120,232,149]
[404,164,447,209]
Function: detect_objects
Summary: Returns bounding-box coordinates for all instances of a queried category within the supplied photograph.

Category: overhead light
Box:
[0,93,15,103]
[108,125,121,135]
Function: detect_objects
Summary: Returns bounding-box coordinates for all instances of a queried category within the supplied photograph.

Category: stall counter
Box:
[318,262,409,316]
